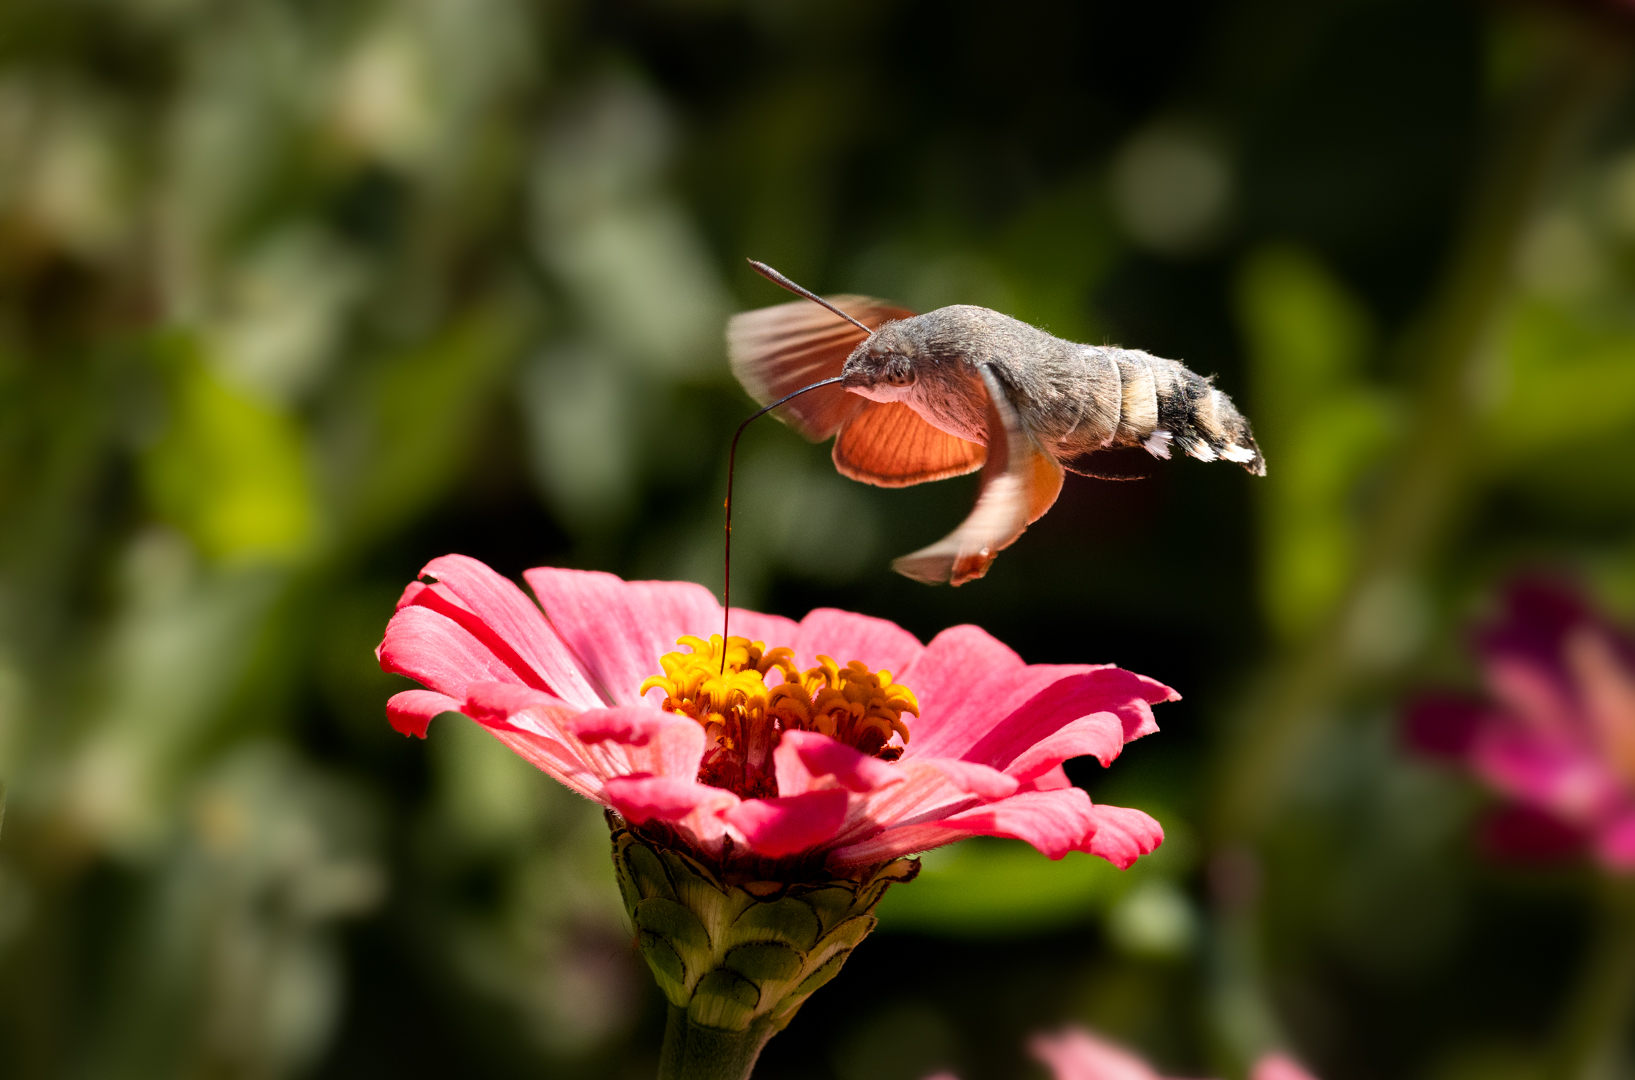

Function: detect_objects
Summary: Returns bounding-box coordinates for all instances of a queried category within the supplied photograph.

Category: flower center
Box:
[639,635,919,799]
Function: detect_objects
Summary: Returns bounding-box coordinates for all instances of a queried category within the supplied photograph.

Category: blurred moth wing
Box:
[832,401,986,487]
[727,297,988,485]
[727,296,911,440]
[892,366,1063,585]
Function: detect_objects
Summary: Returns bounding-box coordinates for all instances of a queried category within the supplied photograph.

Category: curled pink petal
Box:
[605,775,737,825]
[905,632,1171,773]
[380,604,524,700]
[726,789,850,857]
[1084,804,1166,870]
[774,730,901,795]
[463,680,567,721]
[395,579,429,610]
[832,788,1134,866]
[958,668,1175,771]
[1004,713,1126,783]
[567,705,692,746]
[386,689,462,738]
[396,557,592,707]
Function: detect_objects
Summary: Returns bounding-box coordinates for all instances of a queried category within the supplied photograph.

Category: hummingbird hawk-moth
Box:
[726,260,1266,587]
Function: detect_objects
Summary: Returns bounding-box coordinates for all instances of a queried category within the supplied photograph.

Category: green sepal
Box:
[729,897,822,952]
[609,818,918,1036]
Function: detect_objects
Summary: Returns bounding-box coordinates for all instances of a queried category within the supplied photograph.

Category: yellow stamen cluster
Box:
[639,635,919,798]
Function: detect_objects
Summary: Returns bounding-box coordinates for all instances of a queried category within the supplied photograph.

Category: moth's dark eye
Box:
[885,356,915,386]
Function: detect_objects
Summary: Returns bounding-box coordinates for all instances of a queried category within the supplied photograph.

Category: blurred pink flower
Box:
[1406,582,1635,870]
[378,554,1173,870]
[926,1027,1318,1080]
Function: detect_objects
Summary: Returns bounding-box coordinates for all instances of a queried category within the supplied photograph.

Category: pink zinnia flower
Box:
[378,554,1172,870]
[926,1026,1318,1080]
[1406,582,1635,870]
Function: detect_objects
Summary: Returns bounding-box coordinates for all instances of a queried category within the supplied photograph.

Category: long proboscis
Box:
[747,259,874,335]
[721,375,846,670]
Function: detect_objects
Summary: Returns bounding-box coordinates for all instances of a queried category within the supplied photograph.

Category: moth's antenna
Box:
[747,259,875,336]
[722,375,846,671]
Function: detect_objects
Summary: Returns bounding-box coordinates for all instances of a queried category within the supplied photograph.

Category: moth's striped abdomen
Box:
[1088,348,1264,476]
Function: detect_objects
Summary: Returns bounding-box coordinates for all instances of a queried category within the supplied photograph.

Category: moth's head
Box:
[841,320,919,402]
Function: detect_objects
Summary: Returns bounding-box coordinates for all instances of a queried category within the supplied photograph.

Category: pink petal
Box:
[483,726,608,802]
[901,626,1174,768]
[1029,765,1073,791]
[379,604,526,699]
[419,555,602,708]
[1251,1053,1320,1080]
[1486,655,1579,740]
[464,683,708,786]
[790,608,924,676]
[567,705,691,746]
[620,714,711,787]
[524,568,727,705]
[831,788,1099,864]
[816,758,1014,856]
[1473,727,1621,822]
[604,775,737,825]
[395,580,428,610]
[386,690,462,738]
[463,681,568,719]
[1028,1027,1167,1080]
[898,625,1026,755]
[725,789,850,857]
[1593,809,1635,870]
[1003,713,1126,783]
[774,730,901,795]
[833,790,1161,867]
[1084,804,1166,870]
[725,606,804,650]
[914,758,1020,800]
[955,668,1175,772]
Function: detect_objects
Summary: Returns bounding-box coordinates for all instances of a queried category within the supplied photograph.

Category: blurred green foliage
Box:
[1,1,1635,1079]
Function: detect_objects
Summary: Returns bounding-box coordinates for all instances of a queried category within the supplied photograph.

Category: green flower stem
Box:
[658,1007,778,1080]
[1559,880,1635,1080]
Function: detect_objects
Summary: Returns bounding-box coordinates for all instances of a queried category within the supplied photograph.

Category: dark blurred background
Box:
[4,0,1635,1077]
